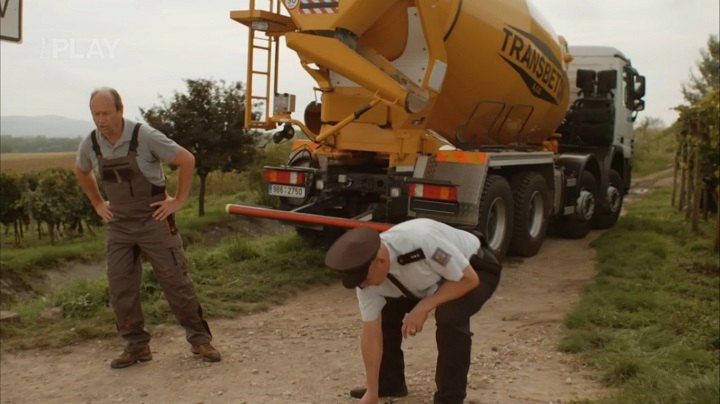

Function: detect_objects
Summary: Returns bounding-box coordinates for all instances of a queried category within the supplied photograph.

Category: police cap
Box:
[325,226,380,288]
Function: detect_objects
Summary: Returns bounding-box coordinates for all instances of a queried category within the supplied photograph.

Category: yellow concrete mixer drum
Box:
[286,0,568,148]
[424,0,572,147]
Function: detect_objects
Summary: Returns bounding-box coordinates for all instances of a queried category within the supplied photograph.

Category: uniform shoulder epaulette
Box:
[397,248,425,265]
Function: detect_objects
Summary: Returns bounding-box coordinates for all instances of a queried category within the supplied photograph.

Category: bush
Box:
[53,279,108,319]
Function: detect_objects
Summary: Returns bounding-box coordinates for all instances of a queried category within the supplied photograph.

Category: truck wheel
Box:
[477,175,514,259]
[557,171,597,239]
[508,172,550,257]
[593,169,624,229]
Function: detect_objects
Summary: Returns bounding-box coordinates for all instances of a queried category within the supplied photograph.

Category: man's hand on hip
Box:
[150,197,183,221]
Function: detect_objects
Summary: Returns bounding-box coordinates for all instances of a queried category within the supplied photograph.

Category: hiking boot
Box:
[349,385,408,399]
[110,346,152,369]
[191,343,221,362]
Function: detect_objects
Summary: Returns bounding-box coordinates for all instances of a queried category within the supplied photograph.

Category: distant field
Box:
[0,152,76,173]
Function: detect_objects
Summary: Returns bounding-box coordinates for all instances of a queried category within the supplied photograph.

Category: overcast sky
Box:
[1,0,718,128]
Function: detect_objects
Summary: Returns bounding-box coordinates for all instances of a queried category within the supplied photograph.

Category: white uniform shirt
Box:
[356,218,480,321]
[76,118,181,186]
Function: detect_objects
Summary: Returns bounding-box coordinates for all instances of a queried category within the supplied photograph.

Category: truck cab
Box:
[564,46,646,160]
[557,46,646,233]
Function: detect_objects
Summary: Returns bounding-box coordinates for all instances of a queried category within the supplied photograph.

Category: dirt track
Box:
[3,170,675,404]
[0,231,609,404]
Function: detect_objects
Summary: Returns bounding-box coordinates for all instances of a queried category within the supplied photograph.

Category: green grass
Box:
[632,127,676,177]
[0,237,105,276]
[559,187,720,403]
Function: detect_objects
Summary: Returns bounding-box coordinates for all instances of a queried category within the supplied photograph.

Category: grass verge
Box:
[632,127,676,177]
[0,237,105,277]
[560,186,720,403]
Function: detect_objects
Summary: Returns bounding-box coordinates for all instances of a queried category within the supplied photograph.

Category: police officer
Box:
[75,87,220,368]
[325,218,501,404]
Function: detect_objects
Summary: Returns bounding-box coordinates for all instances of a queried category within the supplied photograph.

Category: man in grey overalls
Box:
[75,87,220,369]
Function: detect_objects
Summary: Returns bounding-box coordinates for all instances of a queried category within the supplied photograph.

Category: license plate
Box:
[268,184,306,198]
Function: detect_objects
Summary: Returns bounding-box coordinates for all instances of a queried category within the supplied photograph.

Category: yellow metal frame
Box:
[231,0,295,130]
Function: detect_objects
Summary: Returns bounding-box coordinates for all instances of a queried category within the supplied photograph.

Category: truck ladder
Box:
[244,0,282,130]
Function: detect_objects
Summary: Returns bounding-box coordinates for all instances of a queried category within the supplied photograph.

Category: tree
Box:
[0,172,27,245]
[682,35,719,104]
[23,169,84,244]
[141,79,258,216]
[675,34,720,248]
[636,116,665,134]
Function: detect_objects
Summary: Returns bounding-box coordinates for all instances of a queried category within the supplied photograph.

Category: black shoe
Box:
[349,385,408,399]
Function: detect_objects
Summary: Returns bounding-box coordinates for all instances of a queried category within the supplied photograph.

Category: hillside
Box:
[0,115,94,138]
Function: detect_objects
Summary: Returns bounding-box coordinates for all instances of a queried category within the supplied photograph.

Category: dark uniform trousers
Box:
[379,268,500,404]
[92,125,211,351]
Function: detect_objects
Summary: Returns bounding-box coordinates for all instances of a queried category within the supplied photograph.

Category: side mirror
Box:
[633,99,645,112]
[634,75,646,99]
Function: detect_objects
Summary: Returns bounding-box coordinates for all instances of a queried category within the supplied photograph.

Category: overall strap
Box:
[387,273,420,301]
[90,130,102,158]
[90,123,142,156]
[128,123,142,153]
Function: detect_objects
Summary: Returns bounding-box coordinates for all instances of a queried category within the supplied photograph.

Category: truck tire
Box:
[477,175,514,259]
[592,169,624,229]
[557,171,597,239]
[508,172,550,257]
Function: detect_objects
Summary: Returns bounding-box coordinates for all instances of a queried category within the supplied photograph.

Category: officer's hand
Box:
[150,197,182,221]
[402,306,430,338]
[93,201,113,222]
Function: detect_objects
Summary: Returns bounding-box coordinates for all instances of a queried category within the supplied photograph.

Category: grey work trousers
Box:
[106,217,211,350]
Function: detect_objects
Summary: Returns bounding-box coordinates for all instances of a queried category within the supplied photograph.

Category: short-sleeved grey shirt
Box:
[76,118,181,186]
[356,218,481,321]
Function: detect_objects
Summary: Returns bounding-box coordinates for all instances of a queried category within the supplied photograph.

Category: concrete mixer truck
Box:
[226,0,646,258]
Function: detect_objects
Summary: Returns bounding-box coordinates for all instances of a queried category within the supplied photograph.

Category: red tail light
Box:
[409,183,458,201]
[263,169,305,185]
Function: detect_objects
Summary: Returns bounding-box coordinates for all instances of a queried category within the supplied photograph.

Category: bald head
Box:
[90,87,125,139]
[90,87,123,111]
